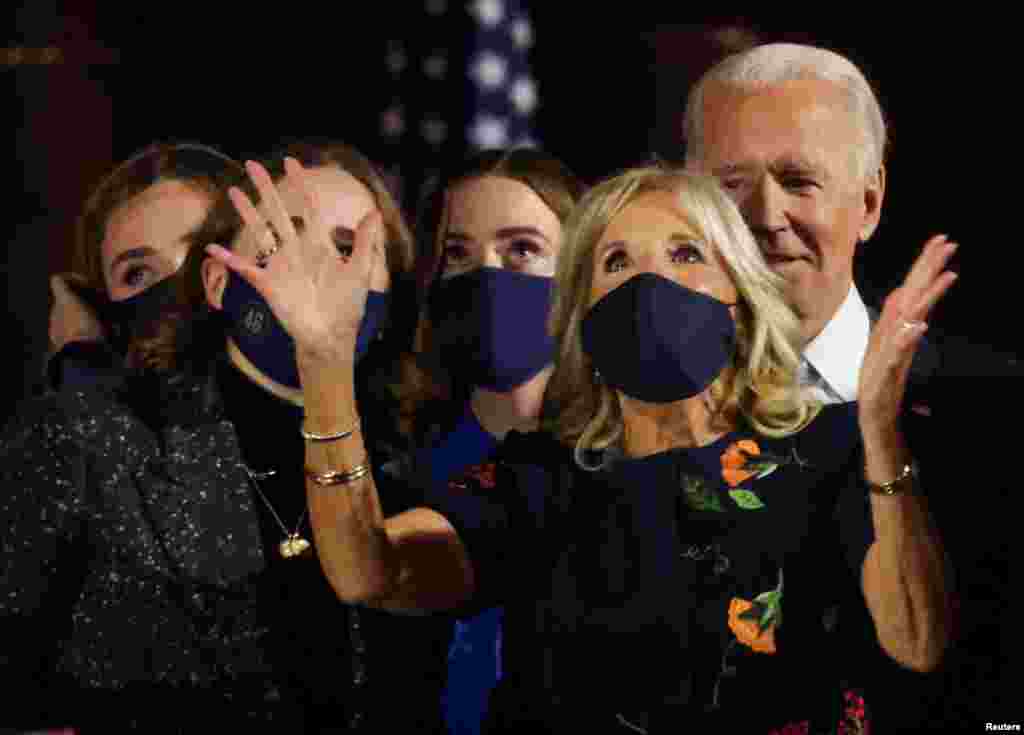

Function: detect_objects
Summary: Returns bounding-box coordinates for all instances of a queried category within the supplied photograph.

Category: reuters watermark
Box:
[986,724,1022,732]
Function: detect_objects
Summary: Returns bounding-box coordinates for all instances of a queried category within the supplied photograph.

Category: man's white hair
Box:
[684,43,887,182]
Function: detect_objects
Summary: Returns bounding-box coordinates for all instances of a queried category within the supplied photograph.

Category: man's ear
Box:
[202,257,229,310]
[860,162,886,243]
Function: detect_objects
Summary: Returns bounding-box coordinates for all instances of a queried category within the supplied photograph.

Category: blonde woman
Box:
[207,163,954,732]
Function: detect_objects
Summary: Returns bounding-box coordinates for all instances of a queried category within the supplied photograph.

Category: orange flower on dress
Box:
[721,439,761,487]
[728,597,777,654]
[449,462,498,491]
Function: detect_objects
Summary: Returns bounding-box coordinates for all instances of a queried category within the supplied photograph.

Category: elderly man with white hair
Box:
[684,40,960,724]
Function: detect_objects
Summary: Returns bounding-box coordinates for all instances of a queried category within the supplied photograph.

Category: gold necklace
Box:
[244,467,311,559]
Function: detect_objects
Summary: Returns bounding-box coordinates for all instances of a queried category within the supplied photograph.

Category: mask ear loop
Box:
[574,435,607,473]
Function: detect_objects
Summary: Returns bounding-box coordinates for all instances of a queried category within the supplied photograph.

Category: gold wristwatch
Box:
[866,460,918,496]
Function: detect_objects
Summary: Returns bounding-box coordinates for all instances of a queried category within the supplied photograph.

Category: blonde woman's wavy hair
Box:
[543,167,820,469]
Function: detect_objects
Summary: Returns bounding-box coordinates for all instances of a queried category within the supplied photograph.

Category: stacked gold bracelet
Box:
[305,463,372,486]
[300,422,360,443]
[301,420,366,485]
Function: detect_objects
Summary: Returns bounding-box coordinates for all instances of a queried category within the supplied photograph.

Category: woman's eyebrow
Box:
[496,226,549,242]
[109,246,157,274]
[596,239,626,258]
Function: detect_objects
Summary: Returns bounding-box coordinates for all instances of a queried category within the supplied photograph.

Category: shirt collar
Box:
[802,283,871,402]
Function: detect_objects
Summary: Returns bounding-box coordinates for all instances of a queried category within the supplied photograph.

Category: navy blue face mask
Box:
[428,266,555,392]
[222,273,389,389]
[103,275,181,354]
[581,273,736,403]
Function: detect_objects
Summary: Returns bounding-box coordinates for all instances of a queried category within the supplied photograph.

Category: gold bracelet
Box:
[866,460,918,496]
[305,463,372,486]
[300,421,360,443]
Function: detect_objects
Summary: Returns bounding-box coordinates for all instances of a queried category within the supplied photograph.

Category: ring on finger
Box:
[255,243,280,268]
[899,318,925,331]
[254,222,284,267]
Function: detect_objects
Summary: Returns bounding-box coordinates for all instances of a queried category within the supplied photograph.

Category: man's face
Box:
[693,78,884,339]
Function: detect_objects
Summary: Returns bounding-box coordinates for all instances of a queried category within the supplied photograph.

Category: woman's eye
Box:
[783,177,817,191]
[604,250,628,273]
[123,265,151,287]
[333,232,354,259]
[507,240,540,262]
[442,244,468,267]
[670,243,704,265]
[440,245,471,274]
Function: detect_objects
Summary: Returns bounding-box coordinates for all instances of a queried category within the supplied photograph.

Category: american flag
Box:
[375,0,539,209]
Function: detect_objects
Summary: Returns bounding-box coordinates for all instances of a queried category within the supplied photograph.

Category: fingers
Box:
[228,186,272,256]
[50,273,73,298]
[56,271,90,288]
[50,273,93,311]
[902,234,958,298]
[908,270,958,323]
[244,160,299,249]
[353,210,385,286]
[886,234,958,326]
[205,243,268,292]
[284,157,328,244]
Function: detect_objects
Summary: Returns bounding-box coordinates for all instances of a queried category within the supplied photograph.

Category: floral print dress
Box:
[670,410,872,733]
[426,402,875,732]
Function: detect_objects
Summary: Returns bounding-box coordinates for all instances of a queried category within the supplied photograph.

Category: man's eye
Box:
[783,177,817,190]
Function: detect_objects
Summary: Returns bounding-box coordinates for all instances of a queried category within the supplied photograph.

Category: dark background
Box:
[5,5,1017,727]
[7,8,1015,352]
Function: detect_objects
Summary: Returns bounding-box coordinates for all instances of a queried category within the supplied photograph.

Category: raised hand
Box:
[858,234,958,436]
[204,158,385,364]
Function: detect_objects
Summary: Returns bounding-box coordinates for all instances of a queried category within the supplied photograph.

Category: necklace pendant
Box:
[279,534,311,559]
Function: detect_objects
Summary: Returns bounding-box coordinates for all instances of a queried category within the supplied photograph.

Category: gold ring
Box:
[255,243,279,268]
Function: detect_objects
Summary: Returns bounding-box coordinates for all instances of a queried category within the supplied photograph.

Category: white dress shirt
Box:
[800,283,871,405]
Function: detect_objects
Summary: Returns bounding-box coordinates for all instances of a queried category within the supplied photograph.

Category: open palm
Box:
[858,234,958,434]
[205,158,385,363]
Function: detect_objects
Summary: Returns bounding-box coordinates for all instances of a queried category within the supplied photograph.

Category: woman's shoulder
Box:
[797,401,859,451]
[1,368,182,464]
[0,390,147,508]
[809,401,859,429]
[750,401,860,480]
[3,384,122,440]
